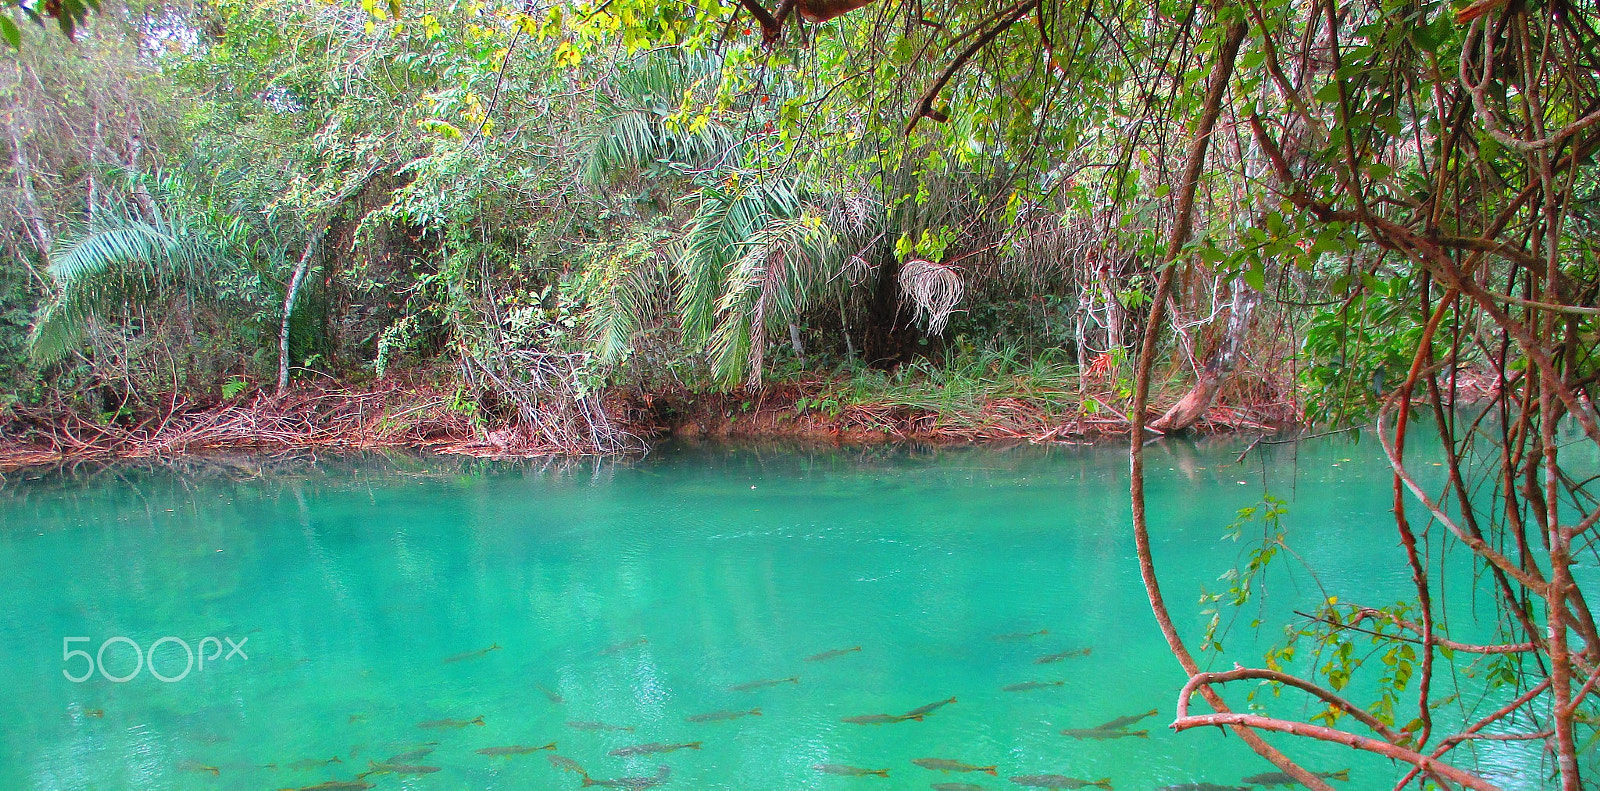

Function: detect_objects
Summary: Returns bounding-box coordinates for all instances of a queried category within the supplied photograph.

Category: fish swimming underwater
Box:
[418,716,484,729]
[285,756,343,770]
[443,643,500,663]
[600,637,648,655]
[814,764,889,777]
[1241,769,1349,787]
[993,628,1050,641]
[475,742,557,757]
[582,765,672,788]
[609,741,701,757]
[841,713,913,725]
[548,754,586,774]
[1059,728,1147,740]
[1003,681,1066,692]
[358,761,440,778]
[913,758,998,774]
[728,676,799,692]
[178,761,219,776]
[384,747,435,763]
[686,708,761,723]
[1094,709,1159,730]
[1034,648,1092,664]
[1008,775,1113,789]
[805,646,862,662]
[566,720,635,732]
[902,697,958,719]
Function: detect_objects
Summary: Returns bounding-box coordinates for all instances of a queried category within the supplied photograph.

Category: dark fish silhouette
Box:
[600,638,647,655]
[476,742,557,757]
[814,764,889,777]
[384,747,434,763]
[418,715,483,729]
[841,713,912,725]
[1059,728,1146,740]
[178,760,219,776]
[729,676,798,692]
[1008,775,1112,789]
[902,697,957,719]
[686,708,761,723]
[358,761,441,778]
[286,756,342,770]
[567,720,634,732]
[1094,709,1158,730]
[583,765,671,788]
[1034,648,1092,664]
[992,628,1050,641]
[609,741,701,757]
[805,646,862,662]
[1003,681,1066,692]
[548,754,585,774]
[538,684,566,704]
[913,758,997,774]
[1241,769,1349,787]
[443,643,500,663]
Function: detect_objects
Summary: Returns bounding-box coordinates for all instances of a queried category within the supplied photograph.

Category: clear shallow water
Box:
[0,437,1556,789]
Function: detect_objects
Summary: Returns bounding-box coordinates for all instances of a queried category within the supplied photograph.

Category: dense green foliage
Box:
[2,0,1285,436]
[8,0,1600,783]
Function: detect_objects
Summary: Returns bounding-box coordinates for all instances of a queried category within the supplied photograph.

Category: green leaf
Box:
[1243,260,1267,292]
[0,14,19,49]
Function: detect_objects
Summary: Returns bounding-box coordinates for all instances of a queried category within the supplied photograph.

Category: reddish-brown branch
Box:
[1170,713,1502,791]
[1390,288,1457,746]
[1127,16,1329,789]
[906,0,1039,134]
[1395,680,1552,789]
[1177,668,1406,743]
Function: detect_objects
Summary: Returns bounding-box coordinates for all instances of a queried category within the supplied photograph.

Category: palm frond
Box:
[580,228,671,366]
[582,52,737,184]
[28,176,255,363]
[709,213,836,388]
[899,258,965,335]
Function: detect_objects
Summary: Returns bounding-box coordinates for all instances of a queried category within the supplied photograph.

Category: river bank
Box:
[0,371,1300,471]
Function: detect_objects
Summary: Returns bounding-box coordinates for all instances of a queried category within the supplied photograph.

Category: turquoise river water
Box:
[0,436,1572,789]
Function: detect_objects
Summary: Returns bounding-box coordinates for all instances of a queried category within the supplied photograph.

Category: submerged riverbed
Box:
[0,437,1556,788]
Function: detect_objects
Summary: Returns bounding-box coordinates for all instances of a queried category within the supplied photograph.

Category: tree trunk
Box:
[1151,276,1260,432]
[860,256,922,366]
[1128,17,1332,790]
[275,167,389,393]
[88,118,103,224]
[839,305,856,362]
[277,224,329,393]
[787,322,806,366]
[6,97,53,257]
[125,132,162,225]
